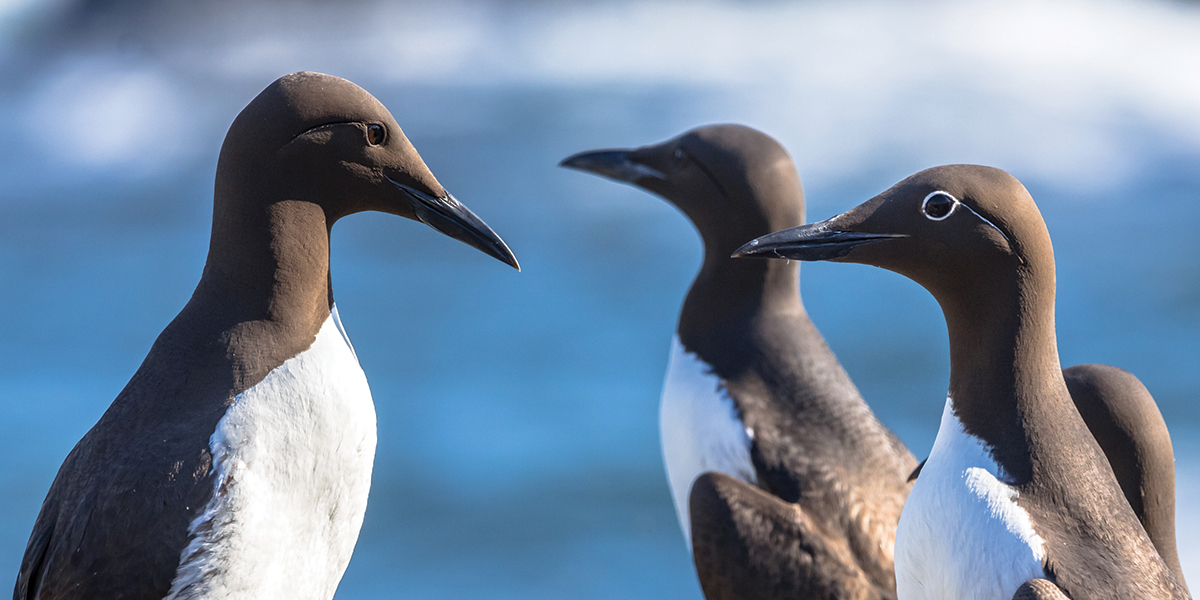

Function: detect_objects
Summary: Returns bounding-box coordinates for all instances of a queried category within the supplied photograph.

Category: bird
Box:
[13,71,519,600]
[561,124,919,600]
[734,164,1189,600]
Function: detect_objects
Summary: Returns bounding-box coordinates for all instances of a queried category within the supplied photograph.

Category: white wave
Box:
[0,0,58,39]
[24,59,199,174]
[5,0,1200,189]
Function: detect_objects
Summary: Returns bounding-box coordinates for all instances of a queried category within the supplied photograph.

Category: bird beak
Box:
[558,149,666,184]
[387,176,520,271]
[732,217,906,261]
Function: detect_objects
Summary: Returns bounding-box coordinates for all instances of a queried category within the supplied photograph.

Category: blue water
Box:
[1,1,1199,598]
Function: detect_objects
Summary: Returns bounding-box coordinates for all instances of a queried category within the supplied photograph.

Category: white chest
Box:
[166,306,377,600]
[895,397,1045,600]
[659,335,756,548]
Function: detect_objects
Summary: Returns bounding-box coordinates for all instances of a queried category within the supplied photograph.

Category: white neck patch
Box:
[165,305,377,600]
[659,335,756,549]
[895,396,1046,600]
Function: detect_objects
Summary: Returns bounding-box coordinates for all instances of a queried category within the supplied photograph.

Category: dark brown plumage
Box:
[1063,364,1186,591]
[736,165,1189,600]
[14,72,516,600]
[562,125,916,600]
[1012,579,1070,600]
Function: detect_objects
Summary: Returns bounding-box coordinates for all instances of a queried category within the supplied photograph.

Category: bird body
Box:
[895,397,1045,600]
[659,335,757,542]
[736,165,1189,600]
[165,307,374,600]
[15,71,517,600]
[562,125,916,600]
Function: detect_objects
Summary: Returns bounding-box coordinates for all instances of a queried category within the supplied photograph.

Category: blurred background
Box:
[1,0,1199,597]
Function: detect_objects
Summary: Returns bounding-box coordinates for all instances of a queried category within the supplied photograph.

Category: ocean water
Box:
[0,0,1198,597]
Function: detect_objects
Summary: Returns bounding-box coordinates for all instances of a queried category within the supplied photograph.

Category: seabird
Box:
[735,165,1189,600]
[14,71,518,600]
[561,125,918,600]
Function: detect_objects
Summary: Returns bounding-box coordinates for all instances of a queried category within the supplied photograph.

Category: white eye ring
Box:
[921,191,959,221]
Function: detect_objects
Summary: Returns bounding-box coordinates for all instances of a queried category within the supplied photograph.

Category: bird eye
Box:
[673,147,687,163]
[366,124,386,146]
[921,191,958,221]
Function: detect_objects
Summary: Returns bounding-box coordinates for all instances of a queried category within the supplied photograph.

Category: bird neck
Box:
[941,261,1073,483]
[678,245,802,354]
[194,194,335,333]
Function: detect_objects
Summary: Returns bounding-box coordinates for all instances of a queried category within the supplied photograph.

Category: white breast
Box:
[659,335,756,548]
[165,305,377,600]
[895,397,1045,600]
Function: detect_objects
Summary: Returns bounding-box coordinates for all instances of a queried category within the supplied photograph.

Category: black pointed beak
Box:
[558,149,665,184]
[732,219,906,261]
[388,177,520,271]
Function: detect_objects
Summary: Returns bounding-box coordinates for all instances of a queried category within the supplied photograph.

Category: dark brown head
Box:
[737,165,1067,463]
[559,124,804,258]
[215,71,518,269]
[735,165,1053,318]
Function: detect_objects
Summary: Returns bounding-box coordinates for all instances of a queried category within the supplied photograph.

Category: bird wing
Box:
[13,509,53,600]
[688,471,891,600]
[13,421,217,600]
[1011,579,1070,600]
[1061,363,1185,591]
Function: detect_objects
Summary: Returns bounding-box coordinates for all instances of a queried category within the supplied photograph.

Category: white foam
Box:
[7,0,1200,189]
[24,59,197,174]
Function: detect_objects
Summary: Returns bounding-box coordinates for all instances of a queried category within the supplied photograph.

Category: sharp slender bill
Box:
[559,149,665,184]
[733,220,905,261]
[389,177,520,271]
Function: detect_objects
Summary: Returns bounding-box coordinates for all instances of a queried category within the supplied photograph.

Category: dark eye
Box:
[366,124,386,146]
[673,147,687,163]
[922,191,958,221]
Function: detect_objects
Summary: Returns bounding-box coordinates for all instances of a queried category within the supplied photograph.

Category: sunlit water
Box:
[1,1,1199,597]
